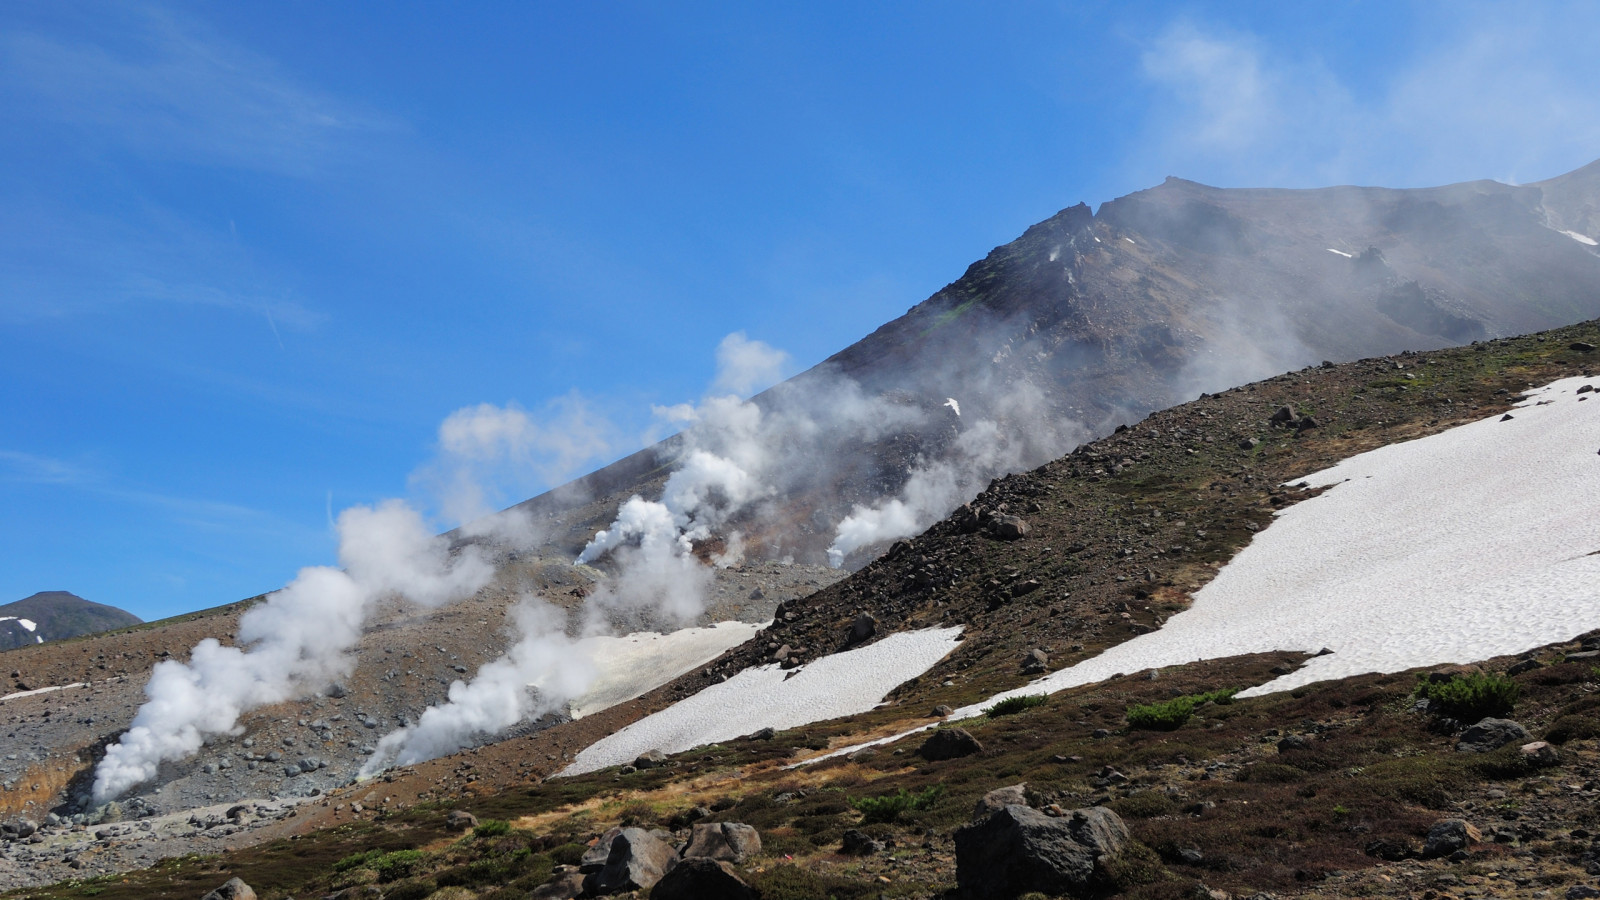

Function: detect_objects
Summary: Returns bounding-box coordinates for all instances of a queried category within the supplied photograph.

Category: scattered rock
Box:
[531,872,587,899]
[1021,649,1049,675]
[990,515,1031,540]
[953,805,1130,900]
[650,856,753,900]
[445,810,478,832]
[973,783,1029,820]
[634,749,667,770]
[1270,405,1297,425]
[1422,819,1481,858]
[841,829,885,855]
[848,613,877,645]
[682,822,761,864]
[930,704,954,718]
[581,827,624,871]
[199,877,257,900]
[1572,342,1596,352]
[1296,415,1320,431]
[1238,437,1260,450]
[583,827,679,895]
[1520,740,1561,767]
[1364,838,1416,861]
[1455,718,1530,753]
[1276,734,1309,753]
[918,728,983,761]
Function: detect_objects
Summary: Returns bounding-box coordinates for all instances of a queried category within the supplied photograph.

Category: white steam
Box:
[359,599,596,775]
[92,501,492,803]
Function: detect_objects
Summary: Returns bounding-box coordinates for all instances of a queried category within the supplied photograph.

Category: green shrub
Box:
[850,784,946,824]
[332,849,383,873]
[370,849,427,882]
[1546,714,1600,744]
[473,818,511,838]
[548,842,586,866]
[986,694,1049,717]
[1413,673,1519,721]
[1126,689,1238,731]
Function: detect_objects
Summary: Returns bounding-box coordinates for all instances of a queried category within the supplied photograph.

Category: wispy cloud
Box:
[0,6,398,176]
[0,447,286,533]
[1134,5,1600,189]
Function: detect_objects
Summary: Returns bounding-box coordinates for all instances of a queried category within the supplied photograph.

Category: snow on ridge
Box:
[18,618,36,632]
[1562,230,1598,247]
[564,622,762,719]
[560,627,962,775]
[1327,248,1354,258]
[804,376,1600,763]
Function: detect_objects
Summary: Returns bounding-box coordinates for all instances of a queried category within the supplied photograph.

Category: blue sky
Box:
[4,1,1599,622]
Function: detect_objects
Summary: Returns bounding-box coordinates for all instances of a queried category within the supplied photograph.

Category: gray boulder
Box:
[1521,740,1561,767]
[1422,819,1482,858]
[199,877,257,900]
[650,857,754,900]
[919,728,983,761]
[1021,649,1048,675]
[584,827,679,895]
[840,829,885,855]
[634,749,668,769]
[990,515,1031,540]
[682,822,761,864]
[972,784,1029,820]
[848,612,877,644]
[1456,718,1530,753]
[445,809,479,832]
[581,826,624,871]
[954,805,1130,899]
[531,872,587,899]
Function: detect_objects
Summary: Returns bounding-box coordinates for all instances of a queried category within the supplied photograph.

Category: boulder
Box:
[1521,740,1561,767]
[1021,649,1048,675]
[682,822,761,864]
[199,878,257,900]
[840,829,885,855]
[1,819,38,840]
[531,872,587,899]
[1422,819,1482,858]
[918,728,983,761]
[581,826,625,871]
[990,515,1031,540]
[635,749,668,769]
[848,613,877,644]
[445,810,479,832]
[1455,718,1529,753]
[650,857,754,900]
[973,784,1029,820]
[954,805,1130,900]
[584,827,678,895]
[1571,342,1596,352]
[929,704,954,718]
[1270,405,1298,425]
[1276,734,1310,753]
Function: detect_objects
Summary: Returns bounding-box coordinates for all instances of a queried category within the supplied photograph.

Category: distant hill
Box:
[0,591,142,651]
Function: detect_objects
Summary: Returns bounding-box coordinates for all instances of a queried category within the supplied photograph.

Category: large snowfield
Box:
[571,376,1600,771]
[565,622,762,719]
[562,627,963,774]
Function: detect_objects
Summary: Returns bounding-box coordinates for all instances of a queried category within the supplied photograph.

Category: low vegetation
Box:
[1125,688,1237,730]
[985,693,1048,717]
[1412,672,1520,721]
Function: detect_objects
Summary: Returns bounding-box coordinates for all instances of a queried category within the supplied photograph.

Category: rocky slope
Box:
[5,318,1594,899]
[0,593,141,652]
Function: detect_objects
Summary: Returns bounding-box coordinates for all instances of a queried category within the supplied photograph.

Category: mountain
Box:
[0,592,141,652]
[506,160,1600,570]
[3,162,1600,895]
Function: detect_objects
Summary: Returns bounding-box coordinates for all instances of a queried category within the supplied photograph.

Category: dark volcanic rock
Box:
[954,805,1130,899]
[650,857,753,900]
[1455,718,1530,753]
[681,822,761,864]
[584,827,678,895]
[918,728,983,760]
[1422,819,1482,858]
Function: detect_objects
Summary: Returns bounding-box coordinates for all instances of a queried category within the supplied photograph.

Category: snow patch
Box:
[1122,237,1136,245]
[1,683,87,703]
[565,622,763,719]
[944,398,961,417]
[1563,230,1598,246]
[1327,248,1354,258]
[561,627,962,775]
